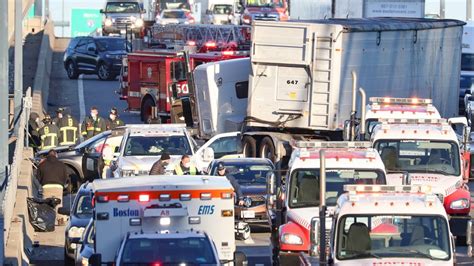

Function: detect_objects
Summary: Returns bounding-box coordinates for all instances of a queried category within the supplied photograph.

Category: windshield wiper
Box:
[391,248,437,260]
[343,250,381,260]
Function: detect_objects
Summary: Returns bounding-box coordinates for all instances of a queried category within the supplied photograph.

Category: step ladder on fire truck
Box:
[145,24,252,52]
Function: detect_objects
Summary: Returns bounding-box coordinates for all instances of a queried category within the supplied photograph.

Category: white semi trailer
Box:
[191,18,464,165]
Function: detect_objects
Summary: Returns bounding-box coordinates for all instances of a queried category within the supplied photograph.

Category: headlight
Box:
[280,233,303,245]
[450,198,470,209]
[81,257,89,266]
[104,18,113,27]
[68,226,85,238]
[121,169,136,177]
[105,54,121,59]
[134,18,144,27]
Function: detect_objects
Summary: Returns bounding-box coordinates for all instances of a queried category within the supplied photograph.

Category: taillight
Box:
[186,40,196,46]
[222,50,234,56]
[139,194,150,202]
[205,41,217,48]
[96,195,109,203]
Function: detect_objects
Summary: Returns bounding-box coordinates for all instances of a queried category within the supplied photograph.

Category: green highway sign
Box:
[71,8,101,37]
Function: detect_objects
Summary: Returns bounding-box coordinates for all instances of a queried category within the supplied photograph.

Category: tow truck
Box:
[300,172,468,265]
[87,175,246,265]
[371,118,472,244]
[266,141,387,265]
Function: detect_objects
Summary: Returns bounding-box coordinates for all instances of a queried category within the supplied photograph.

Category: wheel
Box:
[259,137,276,163]
[66,166,81,194]
[66,61,79,80]
[456,236,467,246]
[97,63,113,81]
[141,98,156,123]
[242,136,257,158]
[64,247,75,266]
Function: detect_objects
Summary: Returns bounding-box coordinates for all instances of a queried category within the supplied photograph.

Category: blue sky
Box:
[426,0,474,20]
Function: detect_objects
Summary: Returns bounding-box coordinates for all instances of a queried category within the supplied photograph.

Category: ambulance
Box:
[86,175,245,265]
[267,141,387,265]
[371,118,472,244]
[301,184,466,265]
[362,97,441,140]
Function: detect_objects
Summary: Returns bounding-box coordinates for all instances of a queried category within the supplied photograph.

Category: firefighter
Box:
[28,112,42,152]
[106,107,125,130]
[81,106,107,140]
[38,115,59,151]
[55,108,79,146]
[173,155,200,175]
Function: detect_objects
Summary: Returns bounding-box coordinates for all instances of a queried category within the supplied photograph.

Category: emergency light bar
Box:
[293,141,372,149]
[344,185,432,194]
[370,97,432,105]
[379,118,447,125]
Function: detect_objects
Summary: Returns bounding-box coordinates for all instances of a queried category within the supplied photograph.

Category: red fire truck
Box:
[119,50,249,123]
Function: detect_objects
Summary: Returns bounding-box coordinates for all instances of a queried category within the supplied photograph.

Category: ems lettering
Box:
[198,205,215,215]
[113,208,140,217]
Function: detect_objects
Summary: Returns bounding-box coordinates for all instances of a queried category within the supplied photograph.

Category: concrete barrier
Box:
[32,19,55,117]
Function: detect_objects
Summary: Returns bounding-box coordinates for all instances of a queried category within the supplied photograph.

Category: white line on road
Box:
[78,75,85,123]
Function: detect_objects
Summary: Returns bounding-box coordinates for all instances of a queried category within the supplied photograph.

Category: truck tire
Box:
[242,136,257,158]
[141,98,155,123]
[259,137,276,163]
[66,166,81,193]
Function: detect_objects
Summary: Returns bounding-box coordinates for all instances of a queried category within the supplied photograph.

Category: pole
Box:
[0,0,8,264]
[331,0,336,18]
[14,0,23,118]
[468,0,473,21]
[319,150,327,264]
[440,0,445,19]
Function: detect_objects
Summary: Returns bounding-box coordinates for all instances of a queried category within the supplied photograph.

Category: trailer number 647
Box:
[287,80,298,85]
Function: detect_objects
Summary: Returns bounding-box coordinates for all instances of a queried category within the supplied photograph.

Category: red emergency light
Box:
[205,41,217,48]
[222,50,234,56]
[186,40,196,46]
[139,194,150,202]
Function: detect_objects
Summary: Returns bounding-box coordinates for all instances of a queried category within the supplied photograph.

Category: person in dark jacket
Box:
[37,149,68,225]
[38,115,60,151]
[106,107,125,130]
[149,152,171,175]
[81,106,107,140]
[28,112,41,151]
[216,162,243,205]
[54,108,79,146]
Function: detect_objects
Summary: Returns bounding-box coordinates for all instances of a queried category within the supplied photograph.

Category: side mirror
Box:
[114,146,120,153]
[466,220,472,257]
[100,9,104,14]
[234,251,247,265]
[309,217,320,256]
[267,172,275,195]
[203,147,215,162]
[58,207,69,216]
[343,120,351,141]
[89,254,102,266]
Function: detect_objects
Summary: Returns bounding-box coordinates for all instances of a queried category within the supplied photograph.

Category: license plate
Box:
[120,29,126,34]
[241,210,255,219]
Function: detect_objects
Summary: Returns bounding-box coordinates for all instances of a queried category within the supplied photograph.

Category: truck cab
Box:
[301,185,464,265]
[268,141,387,265]
[363,97,441,140]
[371,118,472,244]
[87,175,245,265]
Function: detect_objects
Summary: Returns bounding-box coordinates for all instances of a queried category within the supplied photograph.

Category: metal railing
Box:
[2,87,31,252]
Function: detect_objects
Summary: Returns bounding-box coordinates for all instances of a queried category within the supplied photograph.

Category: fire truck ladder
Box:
[310,34,334,128]
[150,24,250,48]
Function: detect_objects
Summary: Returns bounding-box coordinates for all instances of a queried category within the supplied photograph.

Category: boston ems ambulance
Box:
[87,175,243,265]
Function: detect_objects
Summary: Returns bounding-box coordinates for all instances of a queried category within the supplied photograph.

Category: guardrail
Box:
[2,87,31,259]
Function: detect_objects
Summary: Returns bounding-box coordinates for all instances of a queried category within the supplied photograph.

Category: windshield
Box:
[289,169,385,208]
[462,53,474,71]
[120,237,217,265]
[212,163,272,185]
[461,74,474,90]
[159,0,190,10]
[163,10,187,19]
[76,132,109,150]
[105,2,140,13]
[336,215,451,261]
[74,195,93,217]
[124,135,192,156]
[213,5,233,14]
[96,39,127,52]
[374,140,461,176]
[246,0,284,7]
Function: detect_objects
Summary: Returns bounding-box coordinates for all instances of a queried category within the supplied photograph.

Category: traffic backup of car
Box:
[53,11,474,266]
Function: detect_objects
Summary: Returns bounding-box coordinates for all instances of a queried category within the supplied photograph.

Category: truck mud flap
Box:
[449,216,470,236]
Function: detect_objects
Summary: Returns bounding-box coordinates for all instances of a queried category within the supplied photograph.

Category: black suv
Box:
[63,36,128,80]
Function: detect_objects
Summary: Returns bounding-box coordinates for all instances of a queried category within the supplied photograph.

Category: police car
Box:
[86,175,246,265]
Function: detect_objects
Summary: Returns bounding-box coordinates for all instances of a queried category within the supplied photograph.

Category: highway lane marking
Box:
[78,75,85,123]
